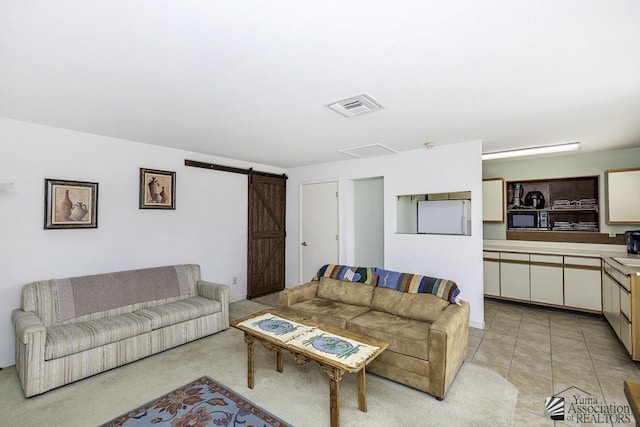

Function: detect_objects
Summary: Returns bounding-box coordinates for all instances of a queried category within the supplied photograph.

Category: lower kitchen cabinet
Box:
[602,260,636,358]
[530,255,564,305]
[484,250,603,314]
[620,318,632,354]
[499,252,530,301]
[603,274,621,337]
[483,251,500,297]
[484,246,640,360]
[564,257,602,312]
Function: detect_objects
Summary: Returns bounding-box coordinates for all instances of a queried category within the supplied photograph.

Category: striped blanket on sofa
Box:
[313,264,461,305]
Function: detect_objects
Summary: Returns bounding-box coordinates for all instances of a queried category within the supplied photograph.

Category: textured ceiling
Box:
[1,1,639,167]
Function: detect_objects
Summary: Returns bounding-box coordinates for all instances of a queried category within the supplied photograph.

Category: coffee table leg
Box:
[357,368,367,412]
[330,378,339,427]
[323,366,345,427]
[276,349,283,373]
[243,334,255,389]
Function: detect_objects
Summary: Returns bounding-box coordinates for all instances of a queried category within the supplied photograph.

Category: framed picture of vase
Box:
[139,168,176,210]
[44,179,99,229]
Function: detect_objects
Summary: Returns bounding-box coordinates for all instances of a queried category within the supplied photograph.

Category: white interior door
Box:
[301,181,339,282]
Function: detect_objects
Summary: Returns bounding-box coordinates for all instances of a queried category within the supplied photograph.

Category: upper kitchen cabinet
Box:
[506,175,599,231]
[482,178,504,222]
[606,168,640,224]
[503,175,623,244]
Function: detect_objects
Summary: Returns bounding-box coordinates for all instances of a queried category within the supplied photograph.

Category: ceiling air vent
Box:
[325,94,384,117]
[339,143,397,159]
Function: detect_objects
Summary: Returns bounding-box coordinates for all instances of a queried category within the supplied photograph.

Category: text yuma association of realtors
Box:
[566,396,631,424]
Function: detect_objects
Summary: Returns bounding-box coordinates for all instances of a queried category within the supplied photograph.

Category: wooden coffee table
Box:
[231,309,388,427]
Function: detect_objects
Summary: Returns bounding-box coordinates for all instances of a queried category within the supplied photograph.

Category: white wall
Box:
[0,118,285,367]
[354,177,384,267]
[285,140,485,328]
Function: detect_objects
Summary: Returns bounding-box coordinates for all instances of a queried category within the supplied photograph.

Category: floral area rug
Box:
[100,376,292,427]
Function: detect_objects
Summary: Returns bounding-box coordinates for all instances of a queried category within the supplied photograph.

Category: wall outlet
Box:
[609,231,616,237]
[232,276,238,285]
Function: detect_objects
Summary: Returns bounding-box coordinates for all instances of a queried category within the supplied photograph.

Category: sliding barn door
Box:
[247,174,286,298]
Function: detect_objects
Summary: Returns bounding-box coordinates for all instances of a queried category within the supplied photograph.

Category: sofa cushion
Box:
[135,296,222,329]
[45,313,152,360]
[285,298,371,329]
[371,287,449,323]
[317,277,375,307]
[347,310,432,360]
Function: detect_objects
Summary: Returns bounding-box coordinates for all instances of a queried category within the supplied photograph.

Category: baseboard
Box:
[1,358,15,369]
[469,320,485,330]
[229,295,248,303]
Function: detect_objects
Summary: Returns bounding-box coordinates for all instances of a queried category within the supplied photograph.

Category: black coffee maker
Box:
[627,231,640,255]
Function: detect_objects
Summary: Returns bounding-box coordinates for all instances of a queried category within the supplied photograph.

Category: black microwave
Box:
[508,211,548,230]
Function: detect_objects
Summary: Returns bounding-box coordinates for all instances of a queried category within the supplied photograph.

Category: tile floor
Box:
[474,298,640,426]
[254,293,640,426]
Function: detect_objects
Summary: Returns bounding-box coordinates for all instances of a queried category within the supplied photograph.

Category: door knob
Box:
[301,241,308,246]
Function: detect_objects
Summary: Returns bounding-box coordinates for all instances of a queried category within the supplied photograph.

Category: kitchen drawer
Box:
[530,254,563,264]
[605,263,629,289]
[618,272,630,291]
[604,262,624,282]
[500,252,530,262]
[564,256,601,268]
[621,317,632,355]
[621,288,631,319]
[483,251,500,260]
[604,262,616,278]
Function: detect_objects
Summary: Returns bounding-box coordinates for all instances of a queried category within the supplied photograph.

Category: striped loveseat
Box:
[12,264,229,397]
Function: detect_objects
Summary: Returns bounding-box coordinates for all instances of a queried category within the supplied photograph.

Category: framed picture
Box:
[139,168,176,210]
[45,179,99,229]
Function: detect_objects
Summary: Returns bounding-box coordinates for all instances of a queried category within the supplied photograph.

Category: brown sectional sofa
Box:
[279,274,470,399]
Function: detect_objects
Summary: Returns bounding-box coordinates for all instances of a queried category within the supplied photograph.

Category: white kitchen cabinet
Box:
[564,256,602,312]
[606,168,640,224]
[602,260,637,358]
[621,316,632,354]
[500,252,530,300]
[482,178,504,223]
[621,287,631,319]
[602,271,614,325]
[483,251,500,296]
[530,254,564,305]
[611,281,621,336]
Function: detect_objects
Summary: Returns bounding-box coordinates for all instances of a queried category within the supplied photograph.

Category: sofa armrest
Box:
[197,281,230,329]
[12,309,47,397]
[279,281,319,309]
[13,309,46,345]
[197,280,229,304]
[428,300,470,399]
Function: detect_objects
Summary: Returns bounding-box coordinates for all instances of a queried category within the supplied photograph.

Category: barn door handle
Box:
[301,241,308,246]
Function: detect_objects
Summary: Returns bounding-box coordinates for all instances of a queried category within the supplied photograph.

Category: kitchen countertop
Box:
[484,239,640,276]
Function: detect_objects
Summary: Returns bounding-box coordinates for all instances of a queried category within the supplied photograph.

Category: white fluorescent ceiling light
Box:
[482,142,581,160]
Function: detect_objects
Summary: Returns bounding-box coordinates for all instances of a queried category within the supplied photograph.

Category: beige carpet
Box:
[0,300,517,426]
